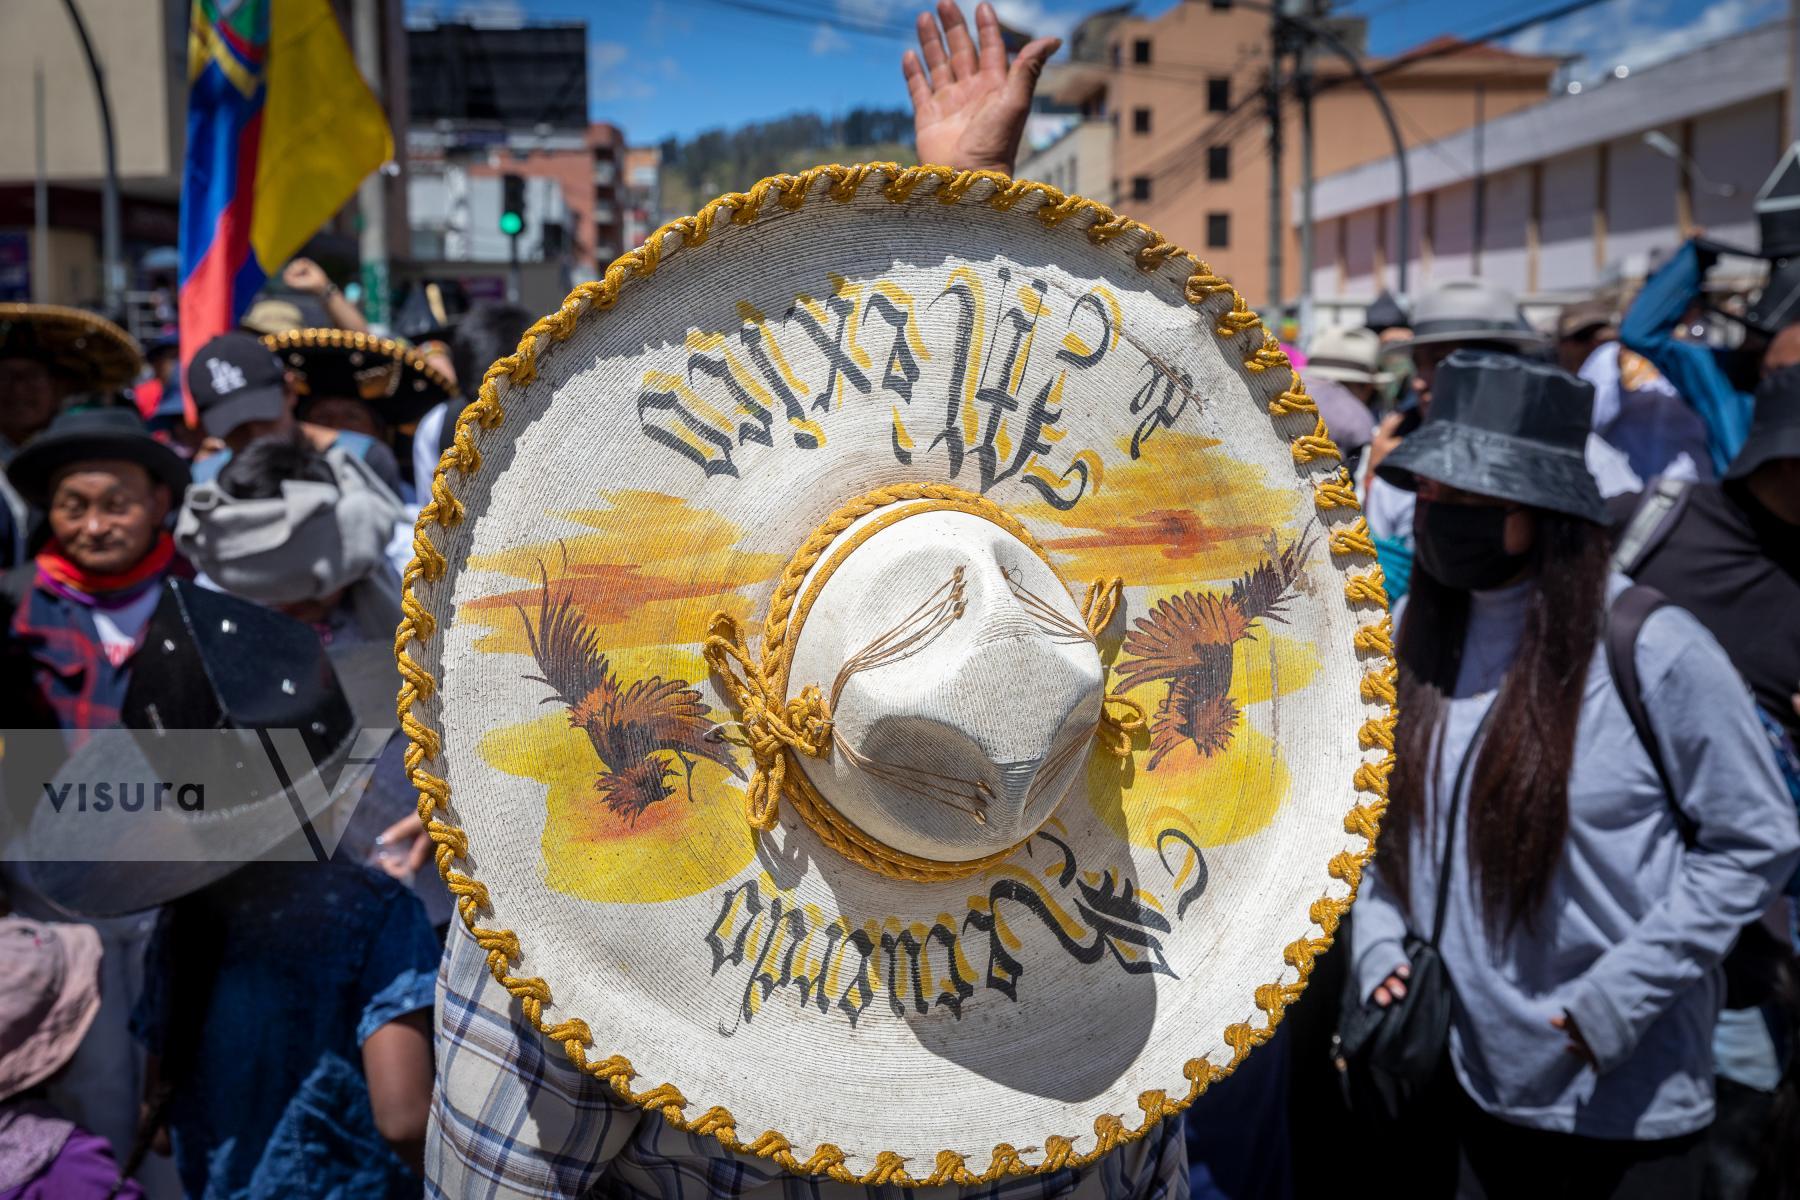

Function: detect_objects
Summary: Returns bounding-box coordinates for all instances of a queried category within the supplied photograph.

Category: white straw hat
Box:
[398,163,1396,1184]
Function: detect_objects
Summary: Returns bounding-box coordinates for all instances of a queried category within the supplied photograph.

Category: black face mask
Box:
[1414,500,1527,591]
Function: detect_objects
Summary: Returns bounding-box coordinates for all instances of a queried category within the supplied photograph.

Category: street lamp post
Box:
[60,0,124,316]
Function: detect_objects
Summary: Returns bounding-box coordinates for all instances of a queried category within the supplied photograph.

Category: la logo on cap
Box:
[205,357,246,395]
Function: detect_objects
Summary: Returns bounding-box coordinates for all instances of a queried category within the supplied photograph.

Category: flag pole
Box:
[353,0,390,329]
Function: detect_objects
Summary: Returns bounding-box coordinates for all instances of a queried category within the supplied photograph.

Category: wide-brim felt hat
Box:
[16,583,386,917]
[1377,349,1608,522]
[1728,363,1800,479]
[1394,279,1549,350]
[0,303,142,392]
[263,327,456,429]
[398,163,1396,1183]
[7,406,190,508]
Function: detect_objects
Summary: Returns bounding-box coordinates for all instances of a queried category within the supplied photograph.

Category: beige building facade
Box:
[1019,119,1116,206]
[1044,0,1558,310]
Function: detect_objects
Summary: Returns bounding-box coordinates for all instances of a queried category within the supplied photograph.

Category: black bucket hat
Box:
[1727,364,1800,479]
[7,407,191,509]
[1376,349,1608,523]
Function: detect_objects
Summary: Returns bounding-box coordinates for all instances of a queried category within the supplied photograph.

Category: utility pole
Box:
[33,64,50,305]
[353,0,390,329]
[60,0,122,315]
[1472,84,1487,274]
[1266,7,1285,317]
[1297,14,1317,347]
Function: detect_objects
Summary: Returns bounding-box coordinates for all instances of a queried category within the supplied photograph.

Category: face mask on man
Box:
[1414,499,1528,591]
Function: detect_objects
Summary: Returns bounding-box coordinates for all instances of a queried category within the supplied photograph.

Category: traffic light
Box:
[500,173,525,237]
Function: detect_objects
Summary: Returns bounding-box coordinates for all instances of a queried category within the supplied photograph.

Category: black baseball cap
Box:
[186,331,288,438]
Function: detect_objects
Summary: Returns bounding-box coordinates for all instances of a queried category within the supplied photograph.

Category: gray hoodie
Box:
[1351,575,1800,1139]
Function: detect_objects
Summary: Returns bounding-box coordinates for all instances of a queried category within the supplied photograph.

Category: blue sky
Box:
[405,0,1781,146]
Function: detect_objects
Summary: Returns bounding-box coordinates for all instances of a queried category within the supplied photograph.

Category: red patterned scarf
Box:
[35,532,175,608]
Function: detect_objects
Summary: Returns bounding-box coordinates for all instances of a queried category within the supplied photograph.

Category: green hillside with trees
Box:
[656,107,916,215]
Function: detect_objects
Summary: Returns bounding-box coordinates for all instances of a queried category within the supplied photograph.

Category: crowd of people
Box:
[0,2,1796,1197]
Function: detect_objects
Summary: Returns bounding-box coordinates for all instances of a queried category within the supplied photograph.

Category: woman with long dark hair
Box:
[1350,350,1800,1197]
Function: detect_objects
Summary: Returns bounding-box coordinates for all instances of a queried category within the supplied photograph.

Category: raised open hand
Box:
[903,0,1061,175]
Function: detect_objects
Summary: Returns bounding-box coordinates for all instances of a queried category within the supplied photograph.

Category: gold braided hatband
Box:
[702,482,1145,883]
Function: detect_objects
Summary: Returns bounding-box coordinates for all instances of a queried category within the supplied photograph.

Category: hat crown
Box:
[1428,350,1594,454]
[39,406,148,440]
[788,508,1103,864]
[1410,278,1535,339]
[1306,325,1381,371]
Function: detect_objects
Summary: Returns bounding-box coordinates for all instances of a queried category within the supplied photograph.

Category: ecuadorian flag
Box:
[180,0,392,418]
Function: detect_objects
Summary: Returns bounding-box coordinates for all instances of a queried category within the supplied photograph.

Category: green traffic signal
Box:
[499,211,523,236]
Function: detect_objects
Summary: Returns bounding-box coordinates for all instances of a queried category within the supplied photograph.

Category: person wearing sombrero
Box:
[1361,279,1641,602]
[413,4,1401,1197]
[262,326,456,500]
[0,305,142,461]
[1348,350,1797,1195]
[0,407,189,744]
[0,306,144,570]
[0,916,142,1199]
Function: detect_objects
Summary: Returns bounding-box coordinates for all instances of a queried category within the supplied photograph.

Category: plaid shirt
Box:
[427,922,1190,1200]
[9,578,146,741]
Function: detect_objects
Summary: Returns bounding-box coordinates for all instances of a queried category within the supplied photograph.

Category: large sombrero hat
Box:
[0,303,141,391]
[262,327,454,428]
[398,163,1395,1183]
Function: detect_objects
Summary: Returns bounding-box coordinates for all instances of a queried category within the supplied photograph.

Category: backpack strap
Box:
[1604,583,1696,844]
[1611,476,1692,576]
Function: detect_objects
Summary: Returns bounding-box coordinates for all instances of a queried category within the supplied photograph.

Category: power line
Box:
[691,0,914,40]
[692,0,1262,76]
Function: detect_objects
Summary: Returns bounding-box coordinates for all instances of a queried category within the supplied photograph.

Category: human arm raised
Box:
[903,1,1059,175]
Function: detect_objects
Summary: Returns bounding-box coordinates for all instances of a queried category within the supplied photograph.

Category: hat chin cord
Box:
[703,482,1145,883]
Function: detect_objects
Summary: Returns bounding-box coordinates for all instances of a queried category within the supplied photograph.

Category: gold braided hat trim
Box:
[0,302,143,390]
[396,162,1398,1185]
[702,482,1145,883]
[261,326,458,415]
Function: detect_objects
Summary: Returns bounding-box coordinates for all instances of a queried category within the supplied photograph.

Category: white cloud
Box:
[1506,0,1778,81]
[590,39,655,103]
[810,22,851,55]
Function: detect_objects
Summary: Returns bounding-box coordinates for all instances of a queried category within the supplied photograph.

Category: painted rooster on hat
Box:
[1115,534,1312,769]
[516,554,743,821]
